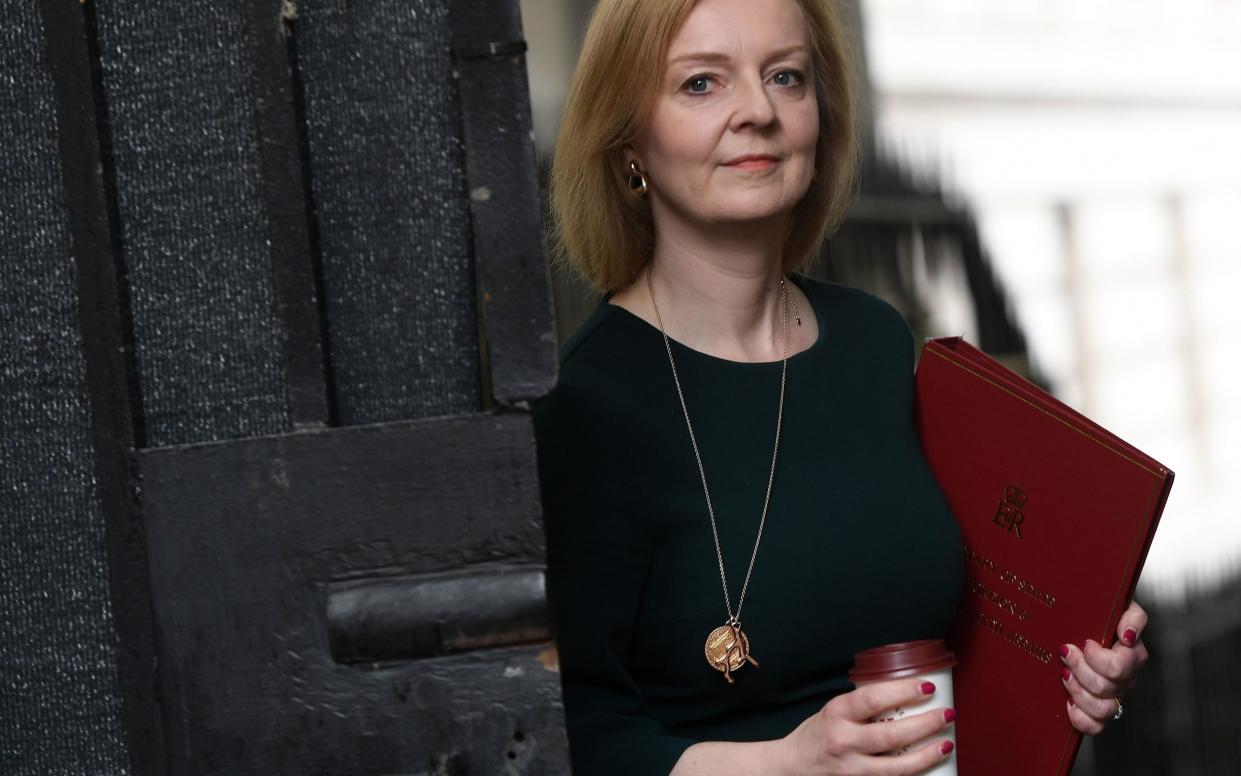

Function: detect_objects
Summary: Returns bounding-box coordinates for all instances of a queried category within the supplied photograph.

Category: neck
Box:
[646,216,790,363]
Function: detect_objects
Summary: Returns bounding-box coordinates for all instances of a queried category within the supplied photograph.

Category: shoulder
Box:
[798,275,914,357]
[552,293,664,397]
[555,299,612,369]
[533,300,646,441]
[531,305,652,522]
[798,274,907,322]
[795,277,919,421]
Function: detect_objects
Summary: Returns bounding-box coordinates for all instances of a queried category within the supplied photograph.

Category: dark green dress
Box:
[532,275,963,775]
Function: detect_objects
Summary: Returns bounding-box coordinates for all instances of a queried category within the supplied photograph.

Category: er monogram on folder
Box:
[914,337,1173,776]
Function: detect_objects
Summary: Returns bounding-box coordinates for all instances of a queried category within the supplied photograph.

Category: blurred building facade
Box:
[864,0,1241,600]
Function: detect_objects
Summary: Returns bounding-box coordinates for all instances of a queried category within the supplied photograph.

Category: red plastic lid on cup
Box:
[849,639,958,684]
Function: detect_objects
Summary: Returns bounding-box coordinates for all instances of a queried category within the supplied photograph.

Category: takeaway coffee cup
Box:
[849,639,958,774]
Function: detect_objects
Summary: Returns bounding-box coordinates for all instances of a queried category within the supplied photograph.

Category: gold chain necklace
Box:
[646,264,791,684]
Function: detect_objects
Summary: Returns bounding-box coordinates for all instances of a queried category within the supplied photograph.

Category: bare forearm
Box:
[669,738,789,776]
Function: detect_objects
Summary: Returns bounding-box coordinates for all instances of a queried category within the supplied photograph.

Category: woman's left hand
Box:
[1058,600,1149,734]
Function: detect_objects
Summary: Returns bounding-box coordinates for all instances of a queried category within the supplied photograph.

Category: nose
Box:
[729,76,777,131]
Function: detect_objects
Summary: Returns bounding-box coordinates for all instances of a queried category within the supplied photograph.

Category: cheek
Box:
[789,104,820,158]
[644,113,718,177]
[787,109,820,197]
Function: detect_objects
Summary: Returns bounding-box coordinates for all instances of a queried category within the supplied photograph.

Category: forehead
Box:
[667,0,810,59]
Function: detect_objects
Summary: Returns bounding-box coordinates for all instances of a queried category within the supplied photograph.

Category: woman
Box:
[532,0,1150,773]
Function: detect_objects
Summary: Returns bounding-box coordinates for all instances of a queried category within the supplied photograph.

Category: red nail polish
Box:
[943,708,957,723]
[921,681,935,695]
[1058,644,1070,658]
[1124,628,1137,645]
[1069,698,1075,707]
[1061,668,1071,682]
[940,741,955,756]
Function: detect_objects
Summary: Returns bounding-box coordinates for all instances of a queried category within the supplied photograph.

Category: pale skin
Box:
[607,0,1150,772]
[608,0,819,363]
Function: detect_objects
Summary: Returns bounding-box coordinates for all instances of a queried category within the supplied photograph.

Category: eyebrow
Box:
[668,44,809,68]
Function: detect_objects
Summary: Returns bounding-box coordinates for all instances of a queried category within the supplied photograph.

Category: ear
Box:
[620,143,645,172]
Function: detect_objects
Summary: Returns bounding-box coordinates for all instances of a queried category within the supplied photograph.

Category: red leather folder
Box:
[914,337,1173,776]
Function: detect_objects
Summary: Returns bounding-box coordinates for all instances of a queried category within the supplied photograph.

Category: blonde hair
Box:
[549,0,859,293]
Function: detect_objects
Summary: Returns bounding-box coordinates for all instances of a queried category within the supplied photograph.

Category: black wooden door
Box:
[1,1,565,773]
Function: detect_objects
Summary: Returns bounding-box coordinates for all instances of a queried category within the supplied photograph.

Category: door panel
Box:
[2,0,563,772]
[140,414,566,774]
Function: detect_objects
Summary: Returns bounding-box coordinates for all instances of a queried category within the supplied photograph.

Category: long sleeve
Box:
[533,381,698,776]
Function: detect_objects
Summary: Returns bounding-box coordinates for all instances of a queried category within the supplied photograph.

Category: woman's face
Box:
[632,0,819,232]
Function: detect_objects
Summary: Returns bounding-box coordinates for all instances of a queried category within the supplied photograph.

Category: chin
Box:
[705,196,801,225]
[714,179,811,220]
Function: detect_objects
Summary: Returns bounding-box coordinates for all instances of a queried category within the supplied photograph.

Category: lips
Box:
[723,154,781,166]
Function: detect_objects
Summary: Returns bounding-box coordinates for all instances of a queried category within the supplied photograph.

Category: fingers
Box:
[1083,637,1148,687]
[1058,641,1140,698]
[839,678,939,722]
[1059,625,1150,736]
[1061,669,1117,724]
[870,738,957,776]
[854,704,956,757]
[1057,602,1151,705]
[1066,698,1107,736]
[1117,600,1149,647]
[830,678,955,771]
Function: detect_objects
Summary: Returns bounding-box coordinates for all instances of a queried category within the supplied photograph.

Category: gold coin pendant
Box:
[704,623,759,683]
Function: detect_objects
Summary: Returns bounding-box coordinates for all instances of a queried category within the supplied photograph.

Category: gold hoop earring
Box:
[627,160,648,199]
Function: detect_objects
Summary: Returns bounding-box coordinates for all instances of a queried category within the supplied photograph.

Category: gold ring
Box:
[1111,698,1124,721]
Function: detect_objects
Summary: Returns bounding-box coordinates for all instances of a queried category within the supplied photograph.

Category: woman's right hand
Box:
[775,678,957,775]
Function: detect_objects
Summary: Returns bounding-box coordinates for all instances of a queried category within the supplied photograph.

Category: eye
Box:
[771,69,805,88]
[682,74,715,95]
